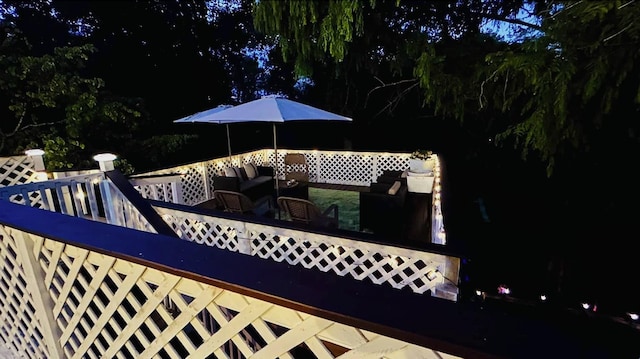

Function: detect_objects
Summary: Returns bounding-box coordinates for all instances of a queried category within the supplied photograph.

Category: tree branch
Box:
[481,13,542,31]
[365,78,419,108]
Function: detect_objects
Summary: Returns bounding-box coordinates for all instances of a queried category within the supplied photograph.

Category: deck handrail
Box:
[2,200,637,359]
[0,171,156,233]
[0,201,478,359]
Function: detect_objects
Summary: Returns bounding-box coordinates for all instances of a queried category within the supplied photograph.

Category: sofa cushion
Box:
[224,167,249,182]
[224,167,237,177]
[243,163,258,179]
[239,175,272,192]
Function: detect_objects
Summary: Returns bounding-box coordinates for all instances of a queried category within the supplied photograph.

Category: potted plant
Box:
[408,149,434,173]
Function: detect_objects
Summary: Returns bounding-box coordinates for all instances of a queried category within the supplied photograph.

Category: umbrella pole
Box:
[226,124,232,163]
[273,123,279,198]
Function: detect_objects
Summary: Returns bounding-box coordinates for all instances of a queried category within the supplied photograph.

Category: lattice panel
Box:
[4,191,44,209]
[0,227,53,358]
[178,165,207,206]
[0,225,461,359]
[317,152,366,185]
[156,207,451,296]
[133,150,417,204]
[251,234,444,294]
[0,156,41,188]
[161,213,240,251]
[135,183,174,202]
[373,153,410,178]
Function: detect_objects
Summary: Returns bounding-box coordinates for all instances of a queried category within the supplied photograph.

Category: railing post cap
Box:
[93,153,117,162]
[25,149,45,156]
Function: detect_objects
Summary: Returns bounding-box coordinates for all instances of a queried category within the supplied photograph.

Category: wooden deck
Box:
[308,182,370,192]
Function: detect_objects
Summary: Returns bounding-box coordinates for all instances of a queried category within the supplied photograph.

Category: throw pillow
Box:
[387,180,401,195]
[224,167,237,177]
[243,163,258,179]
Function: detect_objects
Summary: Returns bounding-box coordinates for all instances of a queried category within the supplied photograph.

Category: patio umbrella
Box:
[173,104,235,159]
[192,95,353,194]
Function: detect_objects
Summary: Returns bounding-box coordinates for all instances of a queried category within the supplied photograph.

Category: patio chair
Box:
[213,190,273,217]
[277,196,339,228]
[284,153,309,182]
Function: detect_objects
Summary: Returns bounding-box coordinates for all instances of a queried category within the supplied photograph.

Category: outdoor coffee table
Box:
[277,180,309,200]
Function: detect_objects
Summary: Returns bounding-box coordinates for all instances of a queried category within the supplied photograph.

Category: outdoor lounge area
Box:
[131,148,445,245]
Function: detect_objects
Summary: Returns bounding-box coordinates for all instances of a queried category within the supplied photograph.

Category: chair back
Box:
[277,196,322,224]
[213,190,255,214]
[284,153,309,182]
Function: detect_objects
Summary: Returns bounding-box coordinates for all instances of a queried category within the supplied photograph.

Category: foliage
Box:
[0,22,146,170]
[1,0,298,171]
[253,0,640,175]
[409,149,433,160]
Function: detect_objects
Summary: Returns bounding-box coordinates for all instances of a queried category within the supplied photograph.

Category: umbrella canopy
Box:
[174,104,235,158]
[188,95,352,194]
[196,95,352,123]
[173,104,234,123]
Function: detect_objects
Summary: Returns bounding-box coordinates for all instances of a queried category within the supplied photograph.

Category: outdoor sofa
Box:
[359,172,408,241]
[213,164,274,203]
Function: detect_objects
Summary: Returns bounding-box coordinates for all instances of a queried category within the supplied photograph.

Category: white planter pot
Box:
[409,158,434,173]
[407,172,435,193]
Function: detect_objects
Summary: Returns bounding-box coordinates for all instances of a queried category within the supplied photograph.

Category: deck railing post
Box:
[372,154,379,183]
[93,154,120,225]
[201,161,211,201]
[93,153,116,172]
[25,148,49,181]
[236,223,252,255]
[12,229,64,359]
[171,178,184,204]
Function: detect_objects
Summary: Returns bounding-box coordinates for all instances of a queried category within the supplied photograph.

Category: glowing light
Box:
[475,290,483,296]
[25,149,45,156]
[540,295,547,301]
[92,153,117,162]
[628,313,639,321]
[581,303,590,310]
[497,285,510,295]
[426,269,439,281]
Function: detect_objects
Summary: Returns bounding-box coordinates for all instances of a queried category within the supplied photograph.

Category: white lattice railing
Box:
[0,204,465,359]
[0,155,47,187]
[154,204,459,300]
[0,173,155,233]
[133,149,413,205]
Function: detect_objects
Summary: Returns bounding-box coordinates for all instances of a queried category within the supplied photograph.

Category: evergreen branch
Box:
[365,77,419,107]
[480,68,501,109]
[480,13,542,31]
[549,0,584,19]
[372,82,419,118]
[603,23,633,42]
[619,0,635,10]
